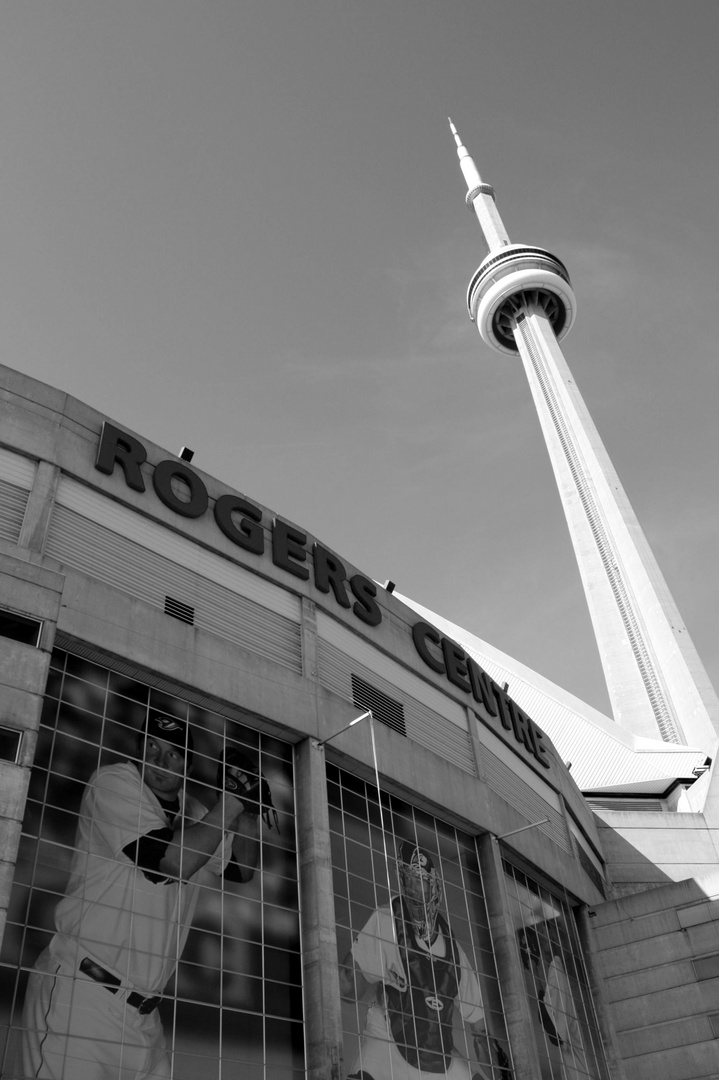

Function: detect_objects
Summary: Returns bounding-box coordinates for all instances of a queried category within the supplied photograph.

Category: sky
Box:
[1,1,718,719]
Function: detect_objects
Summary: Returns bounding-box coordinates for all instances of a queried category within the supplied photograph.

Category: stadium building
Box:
[0,359,717,1080]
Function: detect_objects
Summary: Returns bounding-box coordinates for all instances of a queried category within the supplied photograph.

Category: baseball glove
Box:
[218,748,279,831]
[472,1035,512,1080]
[492,1039,512,1080]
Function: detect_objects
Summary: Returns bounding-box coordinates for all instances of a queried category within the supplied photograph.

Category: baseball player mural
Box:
[339,842,511,1080]
[518,924,595,1080]
[14,710,275,1080]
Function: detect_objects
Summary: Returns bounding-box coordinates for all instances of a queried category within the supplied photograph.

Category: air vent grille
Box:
[317,638,476,775]
[164,595,195,625]
[351,673,406,737]
[586,797,665,812]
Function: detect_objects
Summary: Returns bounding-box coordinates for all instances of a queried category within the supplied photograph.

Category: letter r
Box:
[95,422,147,492]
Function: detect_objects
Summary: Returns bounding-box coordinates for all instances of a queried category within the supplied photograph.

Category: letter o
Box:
[152,460,209,519]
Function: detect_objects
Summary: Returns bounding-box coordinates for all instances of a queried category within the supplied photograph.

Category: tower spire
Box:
[448,119,510,253]
[450,124,719,752]
[448,118,483,192]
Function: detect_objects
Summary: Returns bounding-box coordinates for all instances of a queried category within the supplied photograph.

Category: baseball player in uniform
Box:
[15,713,262,1080]
[519,925,593,1080]
[340,843,510,1080]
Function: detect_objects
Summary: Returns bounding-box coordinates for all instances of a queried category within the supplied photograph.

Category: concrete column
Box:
[295,736,343,1080]
[18,461,60,553]
[477,834,542,1080]
[575,907,627,1080]
[301,597,319,683]
[0,555,63,954]
[465,706,486,782]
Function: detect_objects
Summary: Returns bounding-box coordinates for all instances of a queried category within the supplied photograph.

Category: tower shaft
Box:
[450,122,719,751]
[514,305,718,746]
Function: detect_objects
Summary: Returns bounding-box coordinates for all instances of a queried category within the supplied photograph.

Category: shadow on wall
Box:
[585,871,719,1080]
[591,813,675,900]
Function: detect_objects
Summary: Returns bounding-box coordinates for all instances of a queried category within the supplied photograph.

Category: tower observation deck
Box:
[450,120,719,752]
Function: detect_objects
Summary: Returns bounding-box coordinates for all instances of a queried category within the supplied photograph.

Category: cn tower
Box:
[449,120,719,752]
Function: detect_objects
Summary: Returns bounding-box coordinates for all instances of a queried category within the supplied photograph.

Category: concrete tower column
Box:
[477,834,542,1080]
[449,121,719,752]
[295,737,344,1080]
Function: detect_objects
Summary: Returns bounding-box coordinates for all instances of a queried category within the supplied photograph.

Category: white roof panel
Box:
[397,594,707,794]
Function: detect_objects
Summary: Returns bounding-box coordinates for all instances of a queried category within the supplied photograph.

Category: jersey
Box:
[385,899,462,1071]
[541,955,593,1080]
[51,761,231,995]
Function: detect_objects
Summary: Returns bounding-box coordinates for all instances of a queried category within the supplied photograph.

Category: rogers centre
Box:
[0,364,716,1080]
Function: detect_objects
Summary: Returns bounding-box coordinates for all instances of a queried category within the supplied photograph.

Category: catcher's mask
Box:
[397,842,442,943]
[217,748,279,831]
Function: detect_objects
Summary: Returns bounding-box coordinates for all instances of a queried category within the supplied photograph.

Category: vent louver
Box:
[586,797,664,812]
[164,595,195,625]
[351,673,406,737]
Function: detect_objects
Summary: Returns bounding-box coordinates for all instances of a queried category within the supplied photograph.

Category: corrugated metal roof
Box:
[398,594,707,794]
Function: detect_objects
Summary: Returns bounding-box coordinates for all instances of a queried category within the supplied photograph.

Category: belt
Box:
[79,957,161,1015]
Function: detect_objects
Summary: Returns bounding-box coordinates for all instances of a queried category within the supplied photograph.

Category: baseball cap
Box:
[143,711,194,763]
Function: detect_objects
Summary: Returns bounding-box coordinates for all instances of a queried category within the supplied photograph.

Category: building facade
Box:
[0,363,718,1080]
[0,364,613,1079]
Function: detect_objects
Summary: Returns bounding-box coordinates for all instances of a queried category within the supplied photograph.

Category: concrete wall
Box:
[586,872,719,1080]
[594,811,719,898]
[593,764,719,898]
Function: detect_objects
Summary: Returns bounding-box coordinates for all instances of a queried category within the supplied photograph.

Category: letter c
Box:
[412,622,445,675]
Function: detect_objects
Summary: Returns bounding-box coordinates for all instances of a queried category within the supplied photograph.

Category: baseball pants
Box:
[14,947,170,1080]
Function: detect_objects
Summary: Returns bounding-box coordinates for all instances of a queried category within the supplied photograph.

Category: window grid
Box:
[328,762,511,1080]
[0,648,303,1080]
[503,859,608,1079]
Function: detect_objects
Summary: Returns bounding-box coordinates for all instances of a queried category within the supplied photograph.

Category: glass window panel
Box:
[330,764,512,1080]
[0,648,303,1080]
[334,889,350,924]
[344,839,374,879]
[42,667,64,701]
[341,793,372,834]
[104,691,148,730]
[505,862,608,1079]
[263,946,302,986]
[107,670,150,703]
[221,1011,264,1063]
[62,654,109,688]
[327,776,342,809]
[264,1019,304,1067]
[49,649,66,671]
[263,979,303,1020]
[264,875,300,911]
[220,1061,264,1080]
[330,829,347,871]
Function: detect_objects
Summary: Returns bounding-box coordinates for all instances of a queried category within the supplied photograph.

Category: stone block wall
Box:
[586,873,719,1080]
